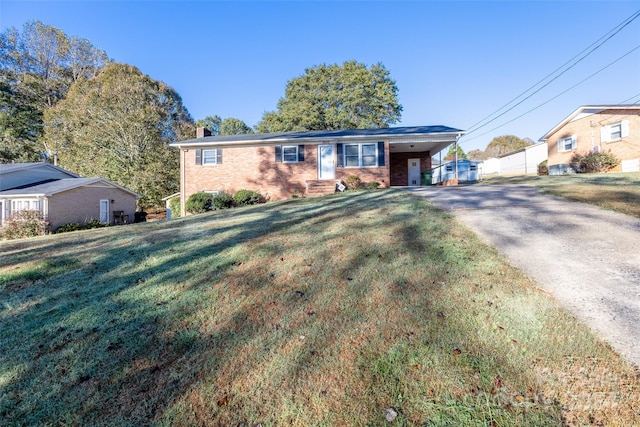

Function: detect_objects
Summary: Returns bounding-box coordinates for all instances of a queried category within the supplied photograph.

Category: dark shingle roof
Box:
[171,125,465,147]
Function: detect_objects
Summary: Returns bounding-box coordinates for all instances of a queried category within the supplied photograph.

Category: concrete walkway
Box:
[409,184,640,367]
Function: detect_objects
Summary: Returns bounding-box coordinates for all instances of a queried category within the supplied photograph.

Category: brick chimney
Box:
[196,127,212,138]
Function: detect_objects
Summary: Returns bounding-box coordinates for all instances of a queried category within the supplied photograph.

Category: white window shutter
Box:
[557,139,562,152]
[572,135,577,150]
[601,126,610,143]
[621,120,629,138]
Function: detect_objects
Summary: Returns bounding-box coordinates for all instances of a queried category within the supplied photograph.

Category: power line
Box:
[461,44,640,143]
[460,9,640,139]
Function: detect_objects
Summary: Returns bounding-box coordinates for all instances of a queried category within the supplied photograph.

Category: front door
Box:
[408,158,421,186]
[318,145,336,179]
[100,199,110,224]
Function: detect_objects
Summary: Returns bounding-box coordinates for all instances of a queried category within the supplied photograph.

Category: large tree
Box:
[44,62,194,207]
[195,115,253,136]
[0,20,108,161]
[445,144,467,160]
[467,135,534,160]
[0,80,41,162]
[256,60,402,132]
[484,135,532,158]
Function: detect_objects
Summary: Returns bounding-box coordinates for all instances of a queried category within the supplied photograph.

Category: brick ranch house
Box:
[539,105,640,175]
[170,125,464,210]
[0,162,140,231]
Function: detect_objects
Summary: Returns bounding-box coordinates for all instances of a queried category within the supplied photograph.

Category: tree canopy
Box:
[445,144,467,160]
[467,135,533,160]
[43,62,194,207]
[195,115,253,136]
[0,20,108,161]
[256,60,402,132]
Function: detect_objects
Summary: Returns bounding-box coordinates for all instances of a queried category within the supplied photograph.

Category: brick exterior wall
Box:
[47,186,137,230]
[546,109,640,172]
[180,143,392,207]
[389,151,431,186]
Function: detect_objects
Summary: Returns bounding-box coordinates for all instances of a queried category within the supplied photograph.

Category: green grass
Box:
[1,189,639,426]
[482,172,640,218]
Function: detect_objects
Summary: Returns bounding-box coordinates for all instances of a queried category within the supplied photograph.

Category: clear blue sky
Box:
[2,1,639,152]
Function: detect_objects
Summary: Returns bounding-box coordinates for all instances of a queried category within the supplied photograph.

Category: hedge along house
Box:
[170,125,464,210]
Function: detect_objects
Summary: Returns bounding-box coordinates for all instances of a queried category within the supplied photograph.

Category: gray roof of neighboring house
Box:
[0,178,141,198]
[0,162,80,177]
[171,125,465,147]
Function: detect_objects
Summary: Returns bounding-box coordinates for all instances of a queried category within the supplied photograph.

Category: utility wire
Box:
[461,9,640,139]
[461,44,640,143]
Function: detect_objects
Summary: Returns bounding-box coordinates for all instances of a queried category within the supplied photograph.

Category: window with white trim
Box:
[195,148,222,165]
[282,146,298,163]
[11,199,41,212]
[202,149,219,165]
[344,143,378,167]
[601,120,629,143]
[610,122,622,140]
[275,145,304,163]
[557,135,576,152]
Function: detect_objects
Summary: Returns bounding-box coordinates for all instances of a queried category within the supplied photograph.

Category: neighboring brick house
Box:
[0,163,140,231]
[170,125,464,210]
[539,105,640,175]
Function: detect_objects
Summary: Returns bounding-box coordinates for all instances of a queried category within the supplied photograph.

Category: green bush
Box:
[570,151,620,173]
[55,218,107,234]
[344,175,362,190]
[537,160,548,176]
[365,181,381,190]
[56,223,83,233]
[1,210,47,240]
[185,192,214,214]
[169,196,181,217]
[234,189,261,206]
[213,192,234,209]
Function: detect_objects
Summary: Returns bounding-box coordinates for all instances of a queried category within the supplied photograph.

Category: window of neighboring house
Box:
[445,165,453,172]
[470,165,477,171]
[601,120,629,143]
[11,199,41,212]
[557,136,576,152]
[610,122,622,140]
[344,143,378,167]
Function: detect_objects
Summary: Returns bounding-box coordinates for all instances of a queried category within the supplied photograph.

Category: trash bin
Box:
[421,172,432,186]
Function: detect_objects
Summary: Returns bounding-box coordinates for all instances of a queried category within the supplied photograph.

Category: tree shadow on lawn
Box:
[0,189,571,425]
[0,191,390,422]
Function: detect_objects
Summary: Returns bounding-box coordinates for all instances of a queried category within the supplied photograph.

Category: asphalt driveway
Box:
[409,184,640,367]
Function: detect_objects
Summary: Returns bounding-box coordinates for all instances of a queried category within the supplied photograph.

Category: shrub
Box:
[55,218,107,234]
[169,196,181,217]
[365,181,381,190]
[212,192,234,209]
[537,160,548,176]
[85,218,107,229]
[185,192,214,214]
[1,210,47,240]
[344,175,362,190]
[234,189,261,206]
[570,151,620,173]
[56,223,83,233]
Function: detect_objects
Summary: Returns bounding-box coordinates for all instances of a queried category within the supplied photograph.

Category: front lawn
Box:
[1,190,638,426]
